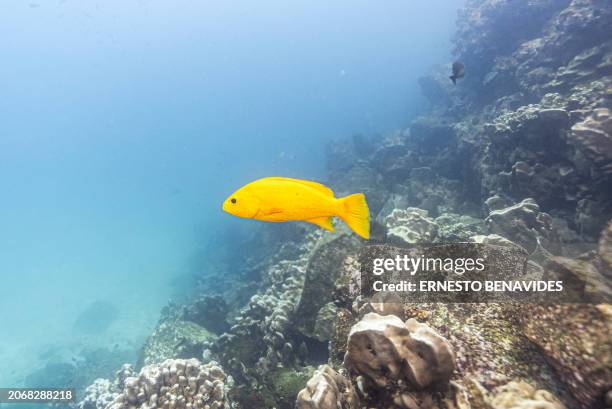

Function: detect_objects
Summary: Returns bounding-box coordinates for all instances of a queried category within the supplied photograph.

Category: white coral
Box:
[106,358,226,409]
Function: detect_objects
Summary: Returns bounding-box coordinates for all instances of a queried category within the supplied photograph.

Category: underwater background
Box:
[1,1,611,409]
[0,0,460,393]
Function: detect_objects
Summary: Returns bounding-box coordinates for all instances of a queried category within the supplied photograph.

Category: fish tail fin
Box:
[450,75,456,84]
[338,193,370,239]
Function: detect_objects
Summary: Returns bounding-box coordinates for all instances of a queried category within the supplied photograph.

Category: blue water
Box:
[0,0,462,388]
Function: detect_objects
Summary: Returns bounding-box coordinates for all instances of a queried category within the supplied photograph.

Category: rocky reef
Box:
[77,1,611,408]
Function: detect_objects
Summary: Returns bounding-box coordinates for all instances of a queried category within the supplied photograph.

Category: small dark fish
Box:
[450,61,465,84]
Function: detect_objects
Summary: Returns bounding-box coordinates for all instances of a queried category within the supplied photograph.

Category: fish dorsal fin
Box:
[261,177,335,197]
[305,216,335,232]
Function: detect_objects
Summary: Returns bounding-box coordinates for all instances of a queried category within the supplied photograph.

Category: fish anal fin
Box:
[261,177,334,197]
[306,216,335,232]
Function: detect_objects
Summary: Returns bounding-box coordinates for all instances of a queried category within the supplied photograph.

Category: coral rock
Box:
[520,304,612,408]
[295,365,360,409]
[106,358,226,409]
[78,379,119,409]
[599,220,612,270]
[392,390,435,409]
[571,107,612,174]
[296,233,361,338]
[343,313,455,389]
[386,208,439,245]
[77,364,136,409]
[485,198,558,254]
[490,381,566,409]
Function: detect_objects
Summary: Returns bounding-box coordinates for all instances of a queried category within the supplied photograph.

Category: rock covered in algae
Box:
[571,107,612,174]
[490,380,566,409]
[385,207,439,245]
[519,304,612,409]
[485,198,559,254]
[141,310,215,366]
[295,232,361,338]
[397,303,571,401]
[434,212,486,242]
[543,255,612,302]
[600,220,612,271]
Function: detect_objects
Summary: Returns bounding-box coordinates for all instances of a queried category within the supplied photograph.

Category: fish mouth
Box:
[222,198,235,214]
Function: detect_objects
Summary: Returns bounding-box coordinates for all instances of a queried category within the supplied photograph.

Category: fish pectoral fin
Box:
[264,208,284,216]
[305,216,335,232]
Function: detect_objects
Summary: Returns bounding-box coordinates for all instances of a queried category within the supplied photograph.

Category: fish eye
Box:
[231,198,237,204]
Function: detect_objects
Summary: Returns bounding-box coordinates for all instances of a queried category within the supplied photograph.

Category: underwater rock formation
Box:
[344,313,455,391]
[77,364,135,409]
[78,379,120,409]
[181,294,230,335]
[209,231,325,407]
[544,255,612,302]
[212,255,307,378]
[519,304,612,408]
[312,302,338,343]
[295,365,360,409]
[383,207,486,245]
[141,303,215,366]
[489,380,567,409]
[432,0,612,243]
[434,213,486,242]
[385,208,439,245]
[470,233,526,252]
[485,198,559,254]
[106,358,226,409]
[600,221,612,271]
[454,0,612,100]
[295,232,362,339]
[571,107,612,174]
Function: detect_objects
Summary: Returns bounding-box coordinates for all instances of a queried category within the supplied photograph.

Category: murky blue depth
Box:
[0,0,462,388]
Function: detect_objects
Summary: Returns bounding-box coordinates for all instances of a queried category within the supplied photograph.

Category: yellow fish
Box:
[222,177,370,239]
